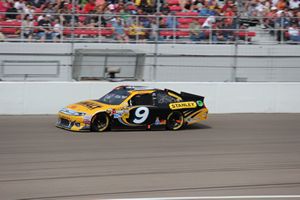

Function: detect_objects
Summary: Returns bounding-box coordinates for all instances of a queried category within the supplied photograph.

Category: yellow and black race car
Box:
[56,85,208,132]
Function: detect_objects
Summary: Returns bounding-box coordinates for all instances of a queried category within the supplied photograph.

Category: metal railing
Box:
[1,12,299,44]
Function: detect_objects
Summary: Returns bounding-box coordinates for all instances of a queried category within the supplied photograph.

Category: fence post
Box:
[153,15,159,81]
[20,12,24,42]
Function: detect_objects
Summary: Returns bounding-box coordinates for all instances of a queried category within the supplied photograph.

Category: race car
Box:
[56,85,208,132]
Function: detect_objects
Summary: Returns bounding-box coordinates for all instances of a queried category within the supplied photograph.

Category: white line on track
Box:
[97,195,300,200]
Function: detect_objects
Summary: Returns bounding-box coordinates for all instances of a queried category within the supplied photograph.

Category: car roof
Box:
[114,85,158,92]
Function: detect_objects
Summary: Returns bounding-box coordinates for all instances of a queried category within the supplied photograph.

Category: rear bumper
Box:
[186,107,208,125]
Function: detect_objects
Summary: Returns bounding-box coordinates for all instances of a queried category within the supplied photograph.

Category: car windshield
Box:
[97,89,130,105]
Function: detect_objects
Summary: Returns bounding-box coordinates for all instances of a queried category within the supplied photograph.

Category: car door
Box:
[126,93,159,127]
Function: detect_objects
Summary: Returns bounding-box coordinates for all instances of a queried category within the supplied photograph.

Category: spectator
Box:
[148,17,161,40]
[189,18,202,41]
[128,20,146,41]
[289,0,300,9]
[53,18,63,42]
[14,0,26,12]
[202,15,216,28]
[135,0,154,13]
[120,8,133,26]
[160,3,170,15]
[199,5,211,16]
[212,20,226,43]
[224,6,235,25]
[112,17,129,42]
[276,0,287,10]
[6,2,18,19]
[166,12,178,29]
[221,0,235,13]
[265,6,278,29]
[37,14,53,42]
[84,0,96,13]
[24,3,35,19]
[22,14,34,41]
[0,31,5,41]
[288,23,300,41]
[0,0,9,19]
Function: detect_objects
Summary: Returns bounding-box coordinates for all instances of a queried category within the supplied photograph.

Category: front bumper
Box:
[56,113,91,132]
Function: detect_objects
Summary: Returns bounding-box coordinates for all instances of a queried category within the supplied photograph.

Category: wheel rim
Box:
[93,114,109,132]
[167,112,184,130]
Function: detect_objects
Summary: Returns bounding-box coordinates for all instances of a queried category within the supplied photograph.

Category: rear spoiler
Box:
[165,89,205,102]
[180,92,205,102]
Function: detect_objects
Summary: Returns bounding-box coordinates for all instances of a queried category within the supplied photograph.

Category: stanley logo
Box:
[169,101,197,110]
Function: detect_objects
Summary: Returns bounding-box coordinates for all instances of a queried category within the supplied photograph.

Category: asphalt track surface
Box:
[0,114,300,200]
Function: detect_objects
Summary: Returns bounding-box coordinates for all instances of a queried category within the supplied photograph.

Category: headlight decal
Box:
[60,108,86,116]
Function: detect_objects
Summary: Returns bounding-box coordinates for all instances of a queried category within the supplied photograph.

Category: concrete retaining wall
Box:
[0,82,299,114]
[1,43,300,82]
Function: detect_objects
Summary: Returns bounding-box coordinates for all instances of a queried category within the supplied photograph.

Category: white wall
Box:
[0,82,299,114]
[1,43,300,82]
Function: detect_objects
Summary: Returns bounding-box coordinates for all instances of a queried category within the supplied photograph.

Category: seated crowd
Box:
[243,0,300,42]
[0,0,298,43]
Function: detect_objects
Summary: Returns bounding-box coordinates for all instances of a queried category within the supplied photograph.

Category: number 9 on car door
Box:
[128,93,158,126]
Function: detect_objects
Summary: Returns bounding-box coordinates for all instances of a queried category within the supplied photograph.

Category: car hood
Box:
[65,100,107,115]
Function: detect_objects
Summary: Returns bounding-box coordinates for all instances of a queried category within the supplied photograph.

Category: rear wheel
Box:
[166,111,185,130]
[91,113,110,132]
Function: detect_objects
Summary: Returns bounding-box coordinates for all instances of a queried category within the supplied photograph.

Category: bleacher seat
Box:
[127,5,137,10]
[0,21,22,27]
[175,12,198,17]
[169,5,182,11]
[235,31,256,37]
[160,30,189,37]
[63,28,113,36]
[178,18,193,24]
[166,0,180,5]
[178,24,189,29]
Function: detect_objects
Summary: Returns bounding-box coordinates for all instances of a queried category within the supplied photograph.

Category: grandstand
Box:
[0,0,300,82]
[0,0,299,44]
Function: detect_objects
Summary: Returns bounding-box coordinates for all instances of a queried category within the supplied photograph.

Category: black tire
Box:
[91,113,110,132]
[166,111,185,130]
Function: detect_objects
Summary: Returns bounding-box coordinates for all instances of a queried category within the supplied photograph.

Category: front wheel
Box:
[166,111,185,130]
[91,113,110,132]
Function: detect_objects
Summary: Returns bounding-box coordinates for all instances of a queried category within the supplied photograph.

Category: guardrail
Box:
[1,12,299,44]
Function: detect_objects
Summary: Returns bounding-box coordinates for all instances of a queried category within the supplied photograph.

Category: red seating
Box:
[166,0,179,5]
[198,18,206,24]
[63,28,114,36]
[160,31,189,37]
[169,5,182,11]
[176,12,198,17]
[178,24,189,29]
[285,31,290,39]
[101,29,114,36]
[0,21,22,27]
[0,27,18,34]
[177,18,193,24]
[127,4,137,10]
[236,31,256,37]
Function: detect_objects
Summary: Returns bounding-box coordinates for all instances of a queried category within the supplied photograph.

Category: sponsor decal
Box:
[114,110,130,119]
[83,115,92,124]
[155,117,160,125]
[197,100,204,107]
[78,101,102,110]
[169,101,197,110]
[113,113,122,118]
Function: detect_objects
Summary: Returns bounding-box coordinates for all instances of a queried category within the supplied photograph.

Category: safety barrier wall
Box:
[1,43,300,82]
[0,82,300,114]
